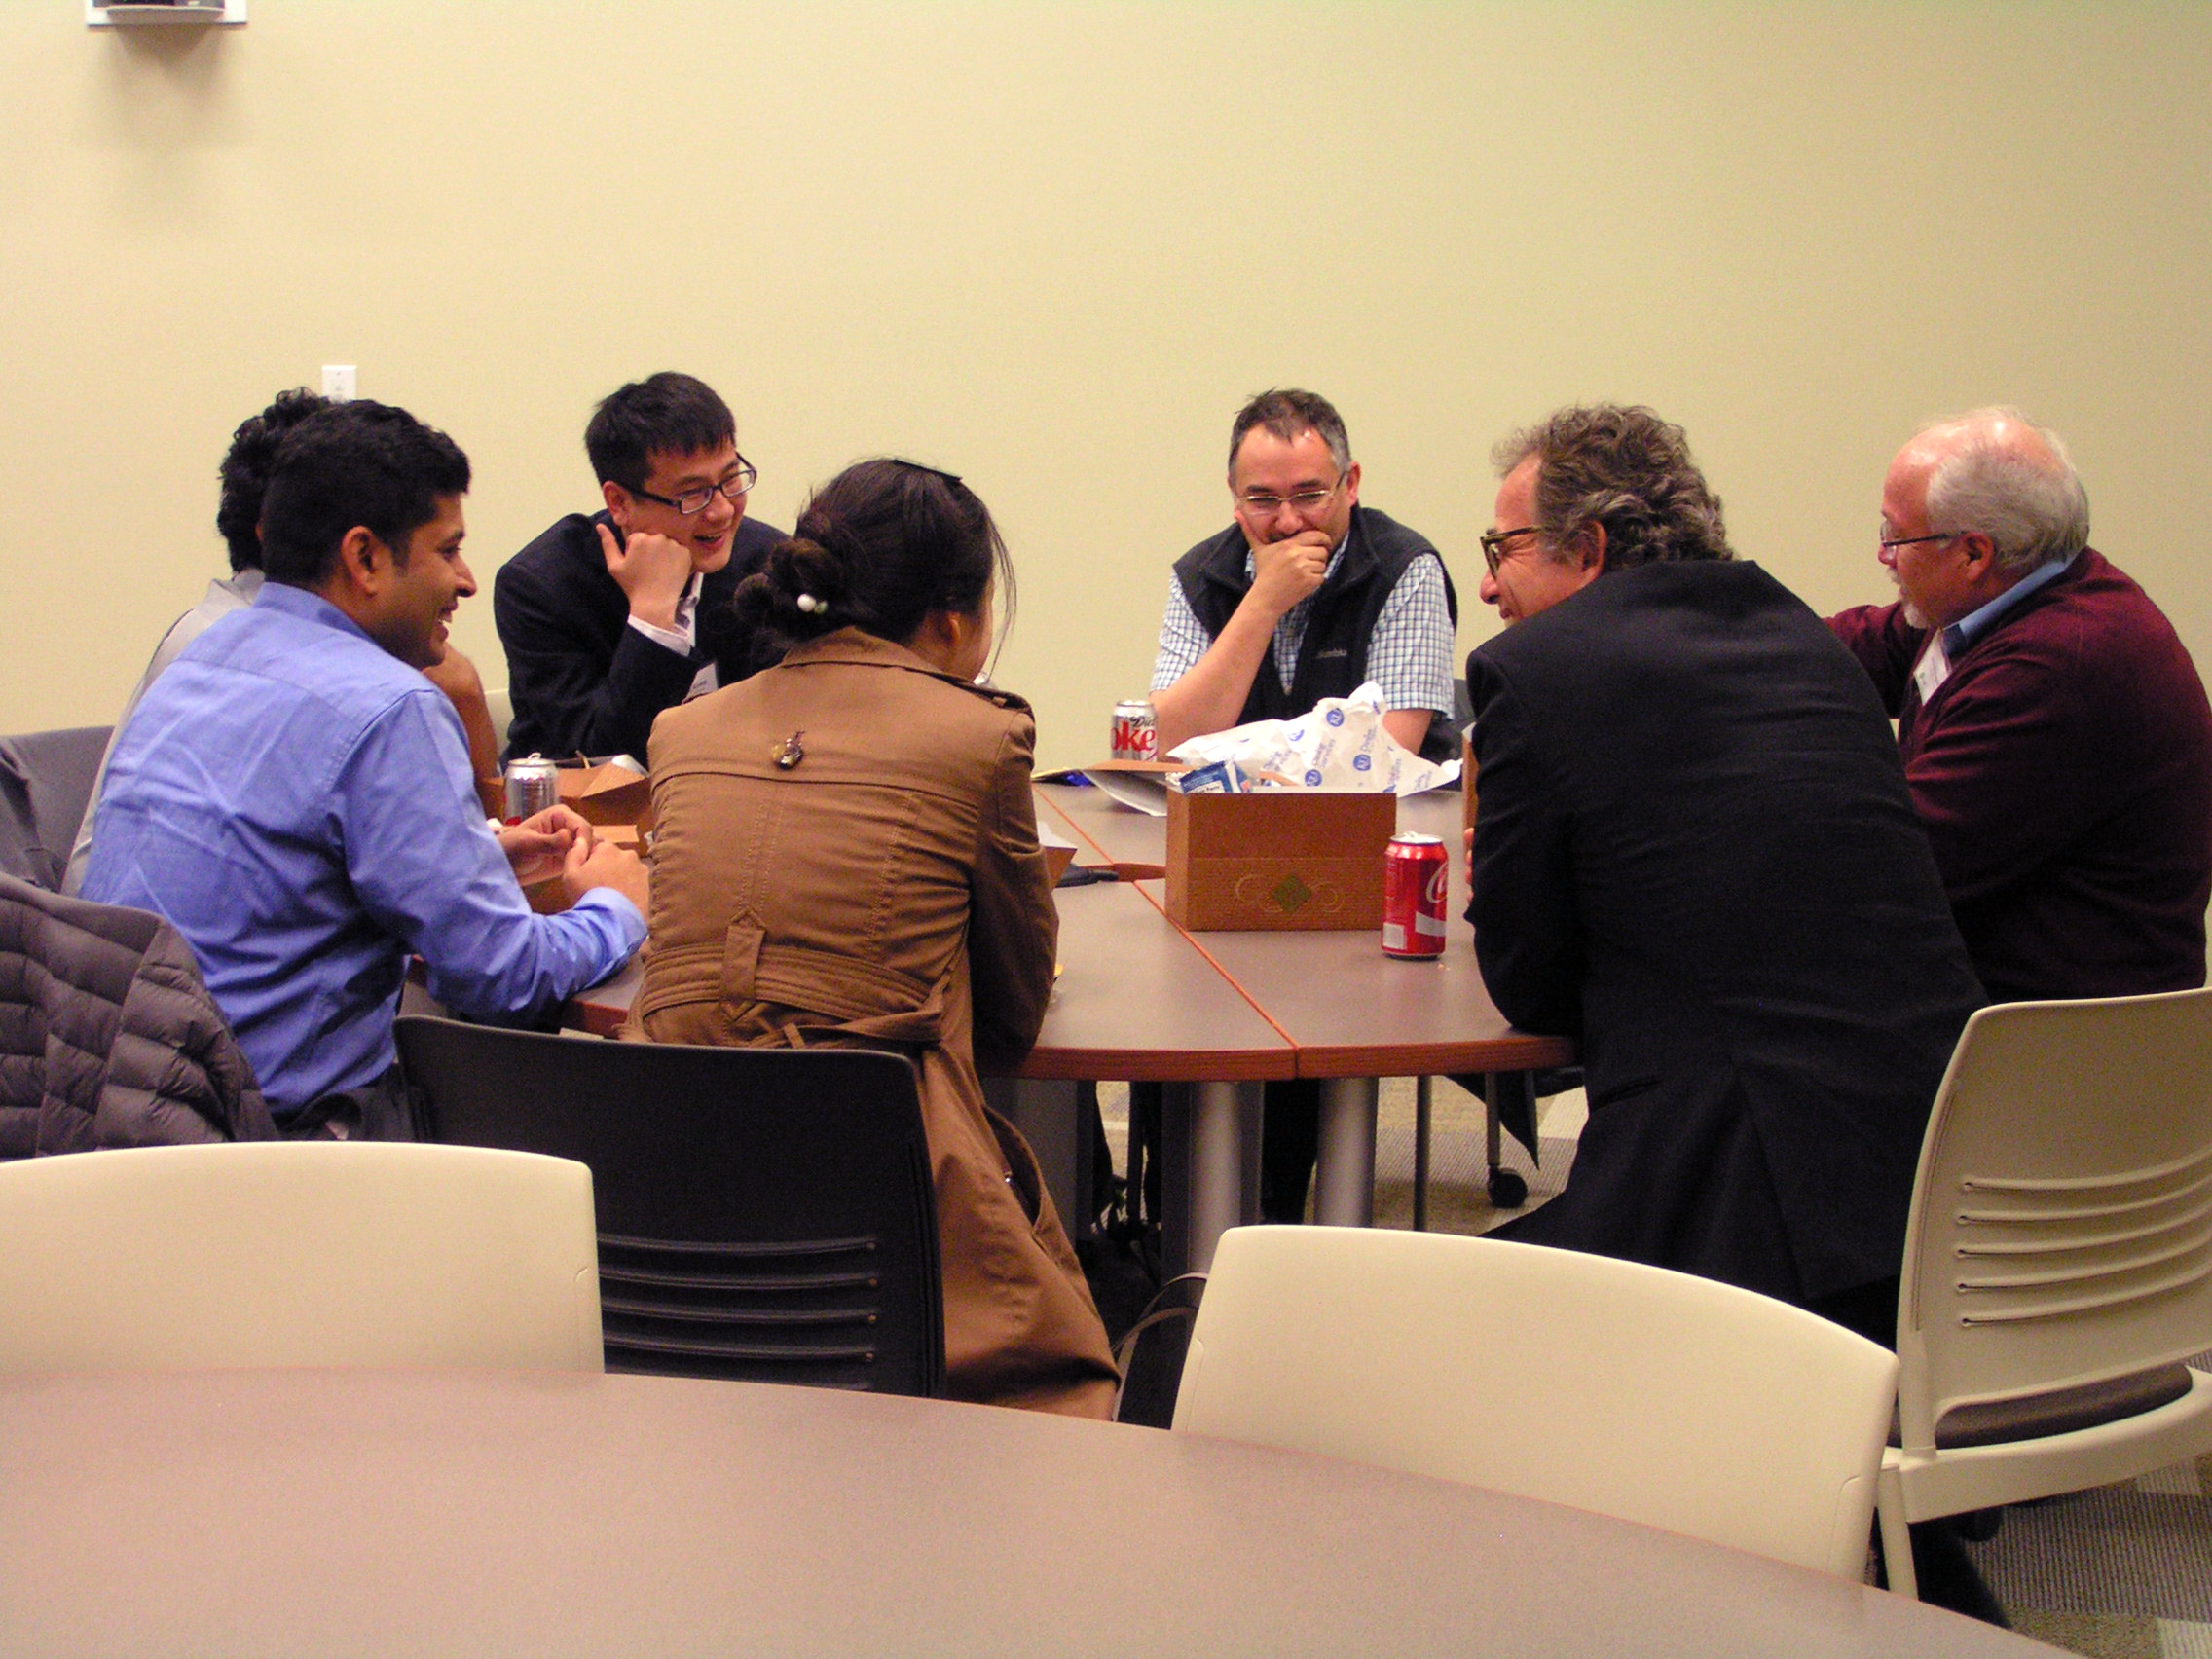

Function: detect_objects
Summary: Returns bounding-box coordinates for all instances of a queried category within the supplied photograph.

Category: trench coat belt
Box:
[635,923,949,1050]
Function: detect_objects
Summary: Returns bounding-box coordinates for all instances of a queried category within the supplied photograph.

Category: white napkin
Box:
[1165,682,1460,796]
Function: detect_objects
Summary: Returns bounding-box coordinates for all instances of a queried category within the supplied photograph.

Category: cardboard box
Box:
[1040,832,1078,888]
[1165,790,1398,931]
[557,760,652,829]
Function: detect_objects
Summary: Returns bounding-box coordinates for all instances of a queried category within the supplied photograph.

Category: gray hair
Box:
[1492,404,1731,571]
[1228,388,1352,477]
[1921,407,2090,575]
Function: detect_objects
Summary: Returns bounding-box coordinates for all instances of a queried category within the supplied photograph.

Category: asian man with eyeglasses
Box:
[496,372,787,762]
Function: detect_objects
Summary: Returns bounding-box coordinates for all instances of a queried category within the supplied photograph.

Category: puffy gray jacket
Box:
[0,874,276,1156]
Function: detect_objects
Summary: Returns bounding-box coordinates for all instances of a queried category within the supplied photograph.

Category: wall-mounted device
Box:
[87,1,247,26]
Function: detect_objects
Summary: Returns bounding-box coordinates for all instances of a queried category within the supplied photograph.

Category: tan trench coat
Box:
[631,629,1119,1418]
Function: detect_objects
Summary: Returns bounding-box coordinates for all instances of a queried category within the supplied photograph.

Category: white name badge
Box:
[685,663,719,702]
[1911,632,1951,704]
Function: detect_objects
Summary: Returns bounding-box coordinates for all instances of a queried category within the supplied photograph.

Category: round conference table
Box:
[0,1367,2054,1659]
[568,779,1572,1276]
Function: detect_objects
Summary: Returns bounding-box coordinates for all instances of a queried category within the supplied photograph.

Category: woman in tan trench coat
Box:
[630,460,1119,1418]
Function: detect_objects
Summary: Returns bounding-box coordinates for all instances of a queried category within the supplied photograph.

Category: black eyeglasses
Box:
[1479,525,1545,575]
[1878,530,1959,553]
[632,457,758,517]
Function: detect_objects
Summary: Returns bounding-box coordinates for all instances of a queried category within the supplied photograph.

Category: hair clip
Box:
[795,593,825,614]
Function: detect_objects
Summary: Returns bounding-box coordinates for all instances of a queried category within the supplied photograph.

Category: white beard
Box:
[1893,577,1930,631]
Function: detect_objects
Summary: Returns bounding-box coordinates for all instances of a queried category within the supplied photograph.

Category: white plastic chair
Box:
[1876,988,2212,1599]
[1173,1226,1898,1578]
[0,1142,603,1373]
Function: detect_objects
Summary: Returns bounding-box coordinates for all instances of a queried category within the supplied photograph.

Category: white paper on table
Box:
[1083,770,1170,817]
[1164,682,1461,796]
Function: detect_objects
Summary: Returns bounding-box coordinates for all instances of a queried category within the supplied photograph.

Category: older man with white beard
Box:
[1829,408,2212,1003]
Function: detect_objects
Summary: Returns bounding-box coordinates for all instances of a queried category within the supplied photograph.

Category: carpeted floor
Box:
[1962,1455,2212,1656]
[1095,1077,2212,1656]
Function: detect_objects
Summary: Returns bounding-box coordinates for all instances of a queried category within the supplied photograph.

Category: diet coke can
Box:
[1111,699,1158,761]
[1382,833,1450,959]
[502,755,560,825]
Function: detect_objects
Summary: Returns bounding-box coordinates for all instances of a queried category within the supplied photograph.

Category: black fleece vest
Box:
[1171,506,1457,757]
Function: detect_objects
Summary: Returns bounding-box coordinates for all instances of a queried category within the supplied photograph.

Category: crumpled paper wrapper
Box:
[1164,682,1461,795]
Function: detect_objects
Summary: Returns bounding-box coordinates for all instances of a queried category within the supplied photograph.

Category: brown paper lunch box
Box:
[556,760,653,830]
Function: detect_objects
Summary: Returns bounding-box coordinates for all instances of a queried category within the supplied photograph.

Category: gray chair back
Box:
[0,727,111,891]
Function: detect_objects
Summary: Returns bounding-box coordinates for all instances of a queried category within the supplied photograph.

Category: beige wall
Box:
[3,1,2205,768]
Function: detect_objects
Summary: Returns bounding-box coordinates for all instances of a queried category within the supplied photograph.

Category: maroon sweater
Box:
[1830,548,2212,1003]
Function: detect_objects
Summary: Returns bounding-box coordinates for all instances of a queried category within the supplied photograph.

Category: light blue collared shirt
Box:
[1941,551,2078,657]
[83,582,645,1117]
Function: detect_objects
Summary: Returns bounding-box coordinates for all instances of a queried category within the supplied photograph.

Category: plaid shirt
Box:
[1151,544,1455,714]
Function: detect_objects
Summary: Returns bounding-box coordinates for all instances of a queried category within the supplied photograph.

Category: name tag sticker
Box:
[1911,633,1951,704]
[686,663,719,702]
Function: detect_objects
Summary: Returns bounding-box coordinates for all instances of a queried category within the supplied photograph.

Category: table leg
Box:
[1239,1098,1264,1228]
[1413,1076,1432,1233]
[1313,1077,1379,1227]
[1484,1074,1503,1175]
[1160,1083,1190,1277]
[1191,1080,1261,1273]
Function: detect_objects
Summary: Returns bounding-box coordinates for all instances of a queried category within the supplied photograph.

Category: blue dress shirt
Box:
[83,582,645,1118]
[1941,550,2078,656]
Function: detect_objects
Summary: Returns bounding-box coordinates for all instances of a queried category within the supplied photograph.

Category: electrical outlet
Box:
[321,365,357,401]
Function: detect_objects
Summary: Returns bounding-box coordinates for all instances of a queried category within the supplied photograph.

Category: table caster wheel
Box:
[1487,1168,1528,1209]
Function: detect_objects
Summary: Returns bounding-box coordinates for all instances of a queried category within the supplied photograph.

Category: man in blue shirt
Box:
[85,401,649,1132]
[66,388,511,894]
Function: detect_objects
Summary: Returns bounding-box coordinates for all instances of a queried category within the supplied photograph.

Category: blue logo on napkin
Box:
[1325,709,1345,727]
[1305,769,1323,786]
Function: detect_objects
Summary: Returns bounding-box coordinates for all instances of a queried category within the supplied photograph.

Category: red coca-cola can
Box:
[1382,833,1450,959]
[1111,699,1157,761]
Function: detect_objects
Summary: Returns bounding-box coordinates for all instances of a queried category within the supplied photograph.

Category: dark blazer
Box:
[1467,561,1984,1304]
[494,510,786,762]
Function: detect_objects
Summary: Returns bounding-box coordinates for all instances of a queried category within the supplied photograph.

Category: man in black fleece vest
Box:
[1151,388,1457,764]
[1148,389,1458,1221]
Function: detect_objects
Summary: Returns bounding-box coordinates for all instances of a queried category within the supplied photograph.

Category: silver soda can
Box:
[1111,699,1158,761]
[503,755,560,825]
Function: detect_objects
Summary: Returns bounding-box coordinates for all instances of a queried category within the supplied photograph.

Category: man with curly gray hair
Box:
[1468,404,2009,1622]
[1466,403,1981,1325]
[1474,402,1733,620]
[1831,409,2212,1003]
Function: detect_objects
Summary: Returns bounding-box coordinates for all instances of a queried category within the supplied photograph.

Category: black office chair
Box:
[395,1016,944,1396]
